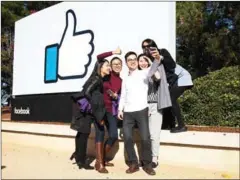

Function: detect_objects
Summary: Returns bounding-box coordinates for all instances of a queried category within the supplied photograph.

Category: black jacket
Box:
[159,48,178,87]
[70,103,93,133]
[70,75,106,133]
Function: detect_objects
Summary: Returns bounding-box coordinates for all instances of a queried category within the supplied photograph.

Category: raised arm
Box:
[160,48,176,69]
[97,51,113,61]
[142,59,162,80]
[97,47,122,61]
[142,47,164,81]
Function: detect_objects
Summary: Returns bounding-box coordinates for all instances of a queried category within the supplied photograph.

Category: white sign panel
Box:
[13,2,176,95]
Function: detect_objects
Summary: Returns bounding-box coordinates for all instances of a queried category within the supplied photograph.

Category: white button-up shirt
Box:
[118,68,149,112]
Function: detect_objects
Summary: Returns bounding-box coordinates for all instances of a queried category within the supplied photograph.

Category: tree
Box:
[1,2,29,31]
[26,1,61,12]
[1,35,13,89]
[176,2,240,79]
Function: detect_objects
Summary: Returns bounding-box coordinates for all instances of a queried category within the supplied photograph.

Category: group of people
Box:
[69,39,193,175]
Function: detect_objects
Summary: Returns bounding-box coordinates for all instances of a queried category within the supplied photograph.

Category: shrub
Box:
[179,66,240,127]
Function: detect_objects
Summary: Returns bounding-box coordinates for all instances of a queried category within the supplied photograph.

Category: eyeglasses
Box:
[112,63,122,66]
[127,58,137,62]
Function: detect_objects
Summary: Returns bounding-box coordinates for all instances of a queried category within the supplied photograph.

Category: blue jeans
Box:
[94,112,118,146]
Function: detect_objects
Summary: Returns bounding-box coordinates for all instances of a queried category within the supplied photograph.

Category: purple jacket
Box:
[77,98,92,113]
[77,95,120,116]
[112,95,120,116]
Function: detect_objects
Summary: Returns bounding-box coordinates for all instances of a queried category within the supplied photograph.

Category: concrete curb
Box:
[2,122,239,150]
[2,120,240,133]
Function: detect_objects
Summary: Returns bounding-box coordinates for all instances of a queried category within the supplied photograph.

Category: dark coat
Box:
[70,102,93,133]
[70,75,106,133]
[158,48,178,87]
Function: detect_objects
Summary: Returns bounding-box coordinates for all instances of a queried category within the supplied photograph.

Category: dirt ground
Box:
[2,141,239,179]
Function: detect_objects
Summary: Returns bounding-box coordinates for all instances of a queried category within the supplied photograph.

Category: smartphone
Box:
[107,89,114,96]
[149,47,156,52]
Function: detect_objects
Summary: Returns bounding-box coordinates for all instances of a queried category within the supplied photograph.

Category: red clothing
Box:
[97,51,122,113]
[97,51,113,60]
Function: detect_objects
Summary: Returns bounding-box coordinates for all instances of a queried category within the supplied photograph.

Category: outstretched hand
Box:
[110,92,118,99]
[118,111,123,120]
[99,120,105,126]
[113,47,122,55]
[150,47,161,61]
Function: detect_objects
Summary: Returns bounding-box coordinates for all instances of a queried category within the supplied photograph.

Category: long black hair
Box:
[141,38,159,49]
[82,59,109,90]
[142,38,159,61]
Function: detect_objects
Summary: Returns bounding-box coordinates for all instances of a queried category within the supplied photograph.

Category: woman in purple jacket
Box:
[70,59,111,172]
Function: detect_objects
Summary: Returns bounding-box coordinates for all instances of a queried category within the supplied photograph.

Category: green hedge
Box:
[179,66,240,127]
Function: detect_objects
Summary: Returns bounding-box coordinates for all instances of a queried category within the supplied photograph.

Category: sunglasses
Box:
[142,44,151,49]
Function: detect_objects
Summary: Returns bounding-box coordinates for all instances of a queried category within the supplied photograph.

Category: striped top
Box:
[147,82,158,103]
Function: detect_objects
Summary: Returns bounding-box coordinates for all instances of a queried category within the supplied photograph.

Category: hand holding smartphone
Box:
[107,89,114,96]
[149,47,157,54]
[149,47,161,61]
[150,47,157,51]
[107,89,118,99]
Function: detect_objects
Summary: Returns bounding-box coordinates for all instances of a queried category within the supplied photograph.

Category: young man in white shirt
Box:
[118,50,161,176]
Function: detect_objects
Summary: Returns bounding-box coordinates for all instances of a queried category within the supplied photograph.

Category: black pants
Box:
[169,85,191,128]
[75,132,90,163]
[123,107,152,166]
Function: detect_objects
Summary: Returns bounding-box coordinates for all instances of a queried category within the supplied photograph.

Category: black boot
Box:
[77,161,94,170]
[70,152,76,161]
[170,126,187,133]
[75,132,93,169]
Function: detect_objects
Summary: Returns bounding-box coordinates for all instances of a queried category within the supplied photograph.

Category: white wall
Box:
[13,2,176,95]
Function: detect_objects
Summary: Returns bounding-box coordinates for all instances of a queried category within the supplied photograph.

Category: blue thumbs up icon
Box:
[44,9,94,83]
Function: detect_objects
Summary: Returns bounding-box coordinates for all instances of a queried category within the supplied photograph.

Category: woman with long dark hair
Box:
[70,59,111,173]
[142,38,191,133]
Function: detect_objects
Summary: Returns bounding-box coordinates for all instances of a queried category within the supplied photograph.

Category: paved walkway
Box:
[2,132,239,179]
[2,121,240,149]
